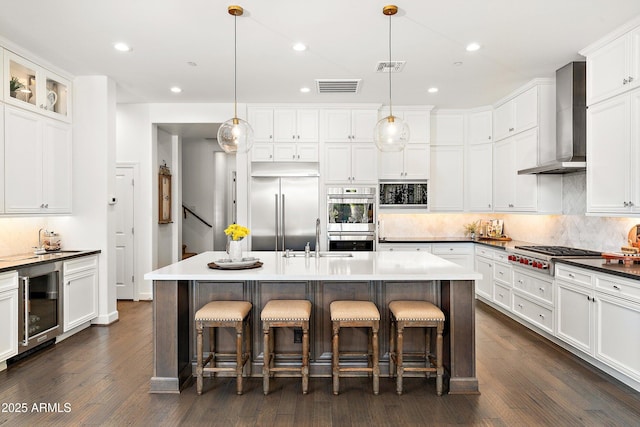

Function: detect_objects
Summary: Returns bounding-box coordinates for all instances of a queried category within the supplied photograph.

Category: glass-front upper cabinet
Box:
[4,50,71,122]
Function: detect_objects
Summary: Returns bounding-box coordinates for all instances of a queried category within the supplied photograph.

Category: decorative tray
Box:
[477,236,512,241]
[208,257,263,270]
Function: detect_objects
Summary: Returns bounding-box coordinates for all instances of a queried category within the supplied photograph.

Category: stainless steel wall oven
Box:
[327,187,376,251]
[17,261,62,354]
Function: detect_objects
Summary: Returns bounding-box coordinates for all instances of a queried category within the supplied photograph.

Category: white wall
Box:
[49,75,118,324]
[156,128,174,268]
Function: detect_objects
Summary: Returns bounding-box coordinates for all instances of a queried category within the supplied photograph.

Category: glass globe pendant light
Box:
[374,5,409,152]
[217,5,254,154]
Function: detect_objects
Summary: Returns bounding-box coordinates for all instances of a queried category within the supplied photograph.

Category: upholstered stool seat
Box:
[261,299,312,395]
[195,300,252,395]
[389,300,445,396]
[330,300,380,395]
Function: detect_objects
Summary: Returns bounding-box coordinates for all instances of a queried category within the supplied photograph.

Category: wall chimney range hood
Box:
[518,62,586,175]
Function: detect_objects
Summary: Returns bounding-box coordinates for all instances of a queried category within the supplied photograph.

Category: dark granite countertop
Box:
[555,258,640,281]
[0,250,101,273]
[378,236,538,251]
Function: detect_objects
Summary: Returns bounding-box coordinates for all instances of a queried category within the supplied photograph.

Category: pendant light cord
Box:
[234,13,238,119]
[388,13,393,118]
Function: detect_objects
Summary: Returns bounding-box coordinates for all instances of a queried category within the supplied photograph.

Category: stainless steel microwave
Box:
[379,181,428,208]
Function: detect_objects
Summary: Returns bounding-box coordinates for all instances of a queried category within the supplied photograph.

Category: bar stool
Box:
[261,299,312,395]
[389,300,445,396]
[330,300,380,395]
[195,300,252,395]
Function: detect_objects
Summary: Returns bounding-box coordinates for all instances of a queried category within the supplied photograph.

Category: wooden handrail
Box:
[182,204,212,228]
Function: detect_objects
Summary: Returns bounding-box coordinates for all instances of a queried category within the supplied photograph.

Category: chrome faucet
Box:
[315,218,321,256]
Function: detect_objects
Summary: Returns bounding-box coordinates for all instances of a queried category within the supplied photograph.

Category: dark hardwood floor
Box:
[1,300,639,426]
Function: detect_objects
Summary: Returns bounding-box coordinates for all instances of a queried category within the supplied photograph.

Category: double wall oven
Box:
[327,187,376,251]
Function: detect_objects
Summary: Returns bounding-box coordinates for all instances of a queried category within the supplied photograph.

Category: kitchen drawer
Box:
[475,246,497,258]
[378,243,432,252]
[555,265,593,288]
[63,255,98,276]
[513,293,554,333]
[493,251,510,263]
[513,270,553,304]
[0,271,18,293]
[433,243,472,255]
[493,262,512,286]
[595,274,640,304]
[493,282,512,310]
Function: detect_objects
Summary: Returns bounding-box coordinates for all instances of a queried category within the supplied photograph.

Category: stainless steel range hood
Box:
[518,62,586,175]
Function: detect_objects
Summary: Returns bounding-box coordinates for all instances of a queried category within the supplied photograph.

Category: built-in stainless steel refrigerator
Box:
[250,174,319,251]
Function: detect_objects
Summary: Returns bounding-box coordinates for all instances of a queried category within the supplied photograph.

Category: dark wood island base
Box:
[150,278,479,395]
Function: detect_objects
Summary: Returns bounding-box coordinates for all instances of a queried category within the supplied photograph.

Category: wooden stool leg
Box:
[425,328,432,378]
[332,323,340,395]
[372,324,379,396]
[436,323,444,396]
[396,324,404,395]
[210,327,216,373]
[302,324,310,394]
[389,315,396,379]
[196,323,204,395]
[235,323,244,395]
[245,316,252,377]
[263,325,270,395]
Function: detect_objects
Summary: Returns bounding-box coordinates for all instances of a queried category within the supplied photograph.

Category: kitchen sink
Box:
[283,251,353,258]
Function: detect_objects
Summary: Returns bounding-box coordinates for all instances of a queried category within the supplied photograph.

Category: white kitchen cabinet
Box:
[377,243,432,252]
[493,128,561,213]
[273,109,319,142]
[324,143,377,184]
[430,145,464,211]
[63,255,99,332]
[586,88,640,214]
[4,106,72,213]
[595,291,640,383]
[4,50,71,122]
[322,108,378,142]
[467,109,493,144]
[432,243,473,269]
[248,107,274,142]
[556,274,596,354]
[493,86,539,142]
[431,112,464,145]
[554,263,640,385]
[466,142,493,211]
[0,103,4,213]
[0,271,18,364]
[512,293,554,334]
[583,27,640,106]
[475,254,493,300]
[251,143,274,162]
[395,108,431,143]
[378,143,429,180]
[254,142,318,162]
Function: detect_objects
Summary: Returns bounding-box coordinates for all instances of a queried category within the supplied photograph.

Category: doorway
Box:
[115,164,136,300]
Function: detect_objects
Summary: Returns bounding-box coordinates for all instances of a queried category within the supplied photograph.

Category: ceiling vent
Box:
[375,61,406,72]
[315,79,362,94]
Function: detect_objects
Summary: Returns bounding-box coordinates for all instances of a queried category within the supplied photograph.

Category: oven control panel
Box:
[507,254,550,273]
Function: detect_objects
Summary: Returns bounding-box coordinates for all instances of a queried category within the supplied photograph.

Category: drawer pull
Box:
[539,314,545,319]
[518,279,524,284]
[518,303,524,308]
[613,285,620,290]
[568,273,575,278]
[498,293,503,298]
[538,287,544,292]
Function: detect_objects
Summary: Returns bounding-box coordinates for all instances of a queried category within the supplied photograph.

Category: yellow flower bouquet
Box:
[224,224,250,241]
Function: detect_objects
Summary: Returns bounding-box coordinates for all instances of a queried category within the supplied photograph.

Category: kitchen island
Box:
[144,251,482,394]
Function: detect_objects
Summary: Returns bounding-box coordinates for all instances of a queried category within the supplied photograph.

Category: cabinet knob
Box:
[538,287,545,292]
[629,76,635,83]
[629,201,635,207]
[613,285,620,290]
[539,314,545,319]
[509,127,514,132]
[269,135,272,139]
[488,204,492,208]
[623,78,628,85]
[518,303,524,308]
[488,136,492,140]
[293,155,296,159]
[269,154,273,159]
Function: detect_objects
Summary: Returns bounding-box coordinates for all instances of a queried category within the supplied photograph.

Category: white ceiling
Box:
[2,1,640,109]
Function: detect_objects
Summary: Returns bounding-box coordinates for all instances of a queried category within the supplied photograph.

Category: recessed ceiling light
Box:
[427,87,439,94]
[292,42,307,52]
[300,87,310,93]
[170,87,182,93]
[113,42,132,52]
[466,42,481,52]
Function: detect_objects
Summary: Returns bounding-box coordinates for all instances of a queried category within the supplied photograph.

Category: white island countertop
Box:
[145,251,482,281]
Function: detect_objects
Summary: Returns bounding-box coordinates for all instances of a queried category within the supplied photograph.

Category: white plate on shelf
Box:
[214,257,260,268]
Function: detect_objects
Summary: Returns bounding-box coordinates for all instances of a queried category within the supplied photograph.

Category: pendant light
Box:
[374,5,409,152]
[217,5,254,154]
